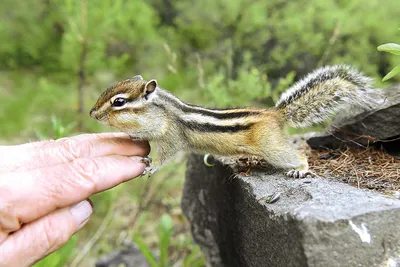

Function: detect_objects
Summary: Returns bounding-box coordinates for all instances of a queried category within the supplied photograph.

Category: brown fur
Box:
[90,65,373,175]
[109,107,147,129]
[92,79,147,110]
[180,109,307,171]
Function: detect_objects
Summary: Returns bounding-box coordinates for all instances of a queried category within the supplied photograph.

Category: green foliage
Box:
[134,215,172,267]
[378,42,400,81]
[36,115,77,139]
[0,73,78,139]
[134,214,203,267]
[204,65,271,107]
[165,0,400,84]
[0,1,63,69]
[134,235,159,267]
[1,1,399,139]
[377,43,400,56]
[158,214,174,267]
[58,0,163,76]
[381,65,400,82]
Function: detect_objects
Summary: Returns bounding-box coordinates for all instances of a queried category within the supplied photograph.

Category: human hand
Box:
[0,133,150,266]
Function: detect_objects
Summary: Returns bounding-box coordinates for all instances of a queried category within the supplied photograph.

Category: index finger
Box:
[1,133,150,172]
[13,132,130,149]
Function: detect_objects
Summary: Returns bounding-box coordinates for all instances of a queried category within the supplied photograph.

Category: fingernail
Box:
[87,198,94,208]
[70,200,93,229]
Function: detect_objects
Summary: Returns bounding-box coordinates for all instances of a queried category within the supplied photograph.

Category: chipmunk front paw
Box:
[286,169,314,178]
[139,157,160,177]
[140,157,152,177]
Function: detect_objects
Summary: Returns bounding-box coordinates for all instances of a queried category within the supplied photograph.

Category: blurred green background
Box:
[0,0,399,266]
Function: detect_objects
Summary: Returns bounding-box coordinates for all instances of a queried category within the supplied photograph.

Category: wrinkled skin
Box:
[0,133,149,267]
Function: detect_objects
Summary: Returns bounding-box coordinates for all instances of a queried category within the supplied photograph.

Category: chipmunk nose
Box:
[89,108,96,118]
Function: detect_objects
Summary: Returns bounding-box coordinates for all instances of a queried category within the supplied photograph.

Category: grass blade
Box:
[158,214,173,267]
[134,235,158,267]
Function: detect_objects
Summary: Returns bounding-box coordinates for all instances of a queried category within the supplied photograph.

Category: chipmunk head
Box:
[90,75,167,140]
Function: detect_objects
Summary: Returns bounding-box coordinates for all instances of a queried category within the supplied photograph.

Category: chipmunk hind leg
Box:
[285,153,313,178]
[257,124,311,178]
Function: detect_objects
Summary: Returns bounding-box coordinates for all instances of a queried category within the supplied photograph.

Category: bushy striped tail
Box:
[275,65,376,128]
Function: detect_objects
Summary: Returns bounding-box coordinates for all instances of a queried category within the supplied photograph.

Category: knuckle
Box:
[0,185,22,233]
[70,158,99,193]
[58,138,85,160]
[0,203,19,233]
[45,179,67,203]
[40,215,71,252]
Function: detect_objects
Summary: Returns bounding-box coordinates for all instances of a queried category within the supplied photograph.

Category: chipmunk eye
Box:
[112,97,127,107]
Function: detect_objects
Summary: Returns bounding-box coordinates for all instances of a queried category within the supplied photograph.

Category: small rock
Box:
[259,192,281,204]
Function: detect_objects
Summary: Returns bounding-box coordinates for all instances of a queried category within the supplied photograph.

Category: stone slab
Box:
[182,154,400,267]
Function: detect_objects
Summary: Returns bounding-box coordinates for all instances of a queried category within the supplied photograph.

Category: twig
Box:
[351,164,360,189]
[126,156,186,230]
[127,177,152,230]
[77,0,87,132]
[69,203,115,267]
[317,21,340,67]
[325,128,371,148]
[196,53,205,88]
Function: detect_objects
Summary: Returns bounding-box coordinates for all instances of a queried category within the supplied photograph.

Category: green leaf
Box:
[134,235,158,267]
[34,236,77,267]
[158,214,173,232]
[377,43,400,55]
[382,65,400,81]
[184,245,203,267]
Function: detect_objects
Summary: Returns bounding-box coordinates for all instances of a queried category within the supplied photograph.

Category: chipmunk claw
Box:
[141,167,158,178]
[286,170,314,178]
[149,166,159,176]
[140,157,152,167]
[239,167,252,176]
[139,157,160,178]
[141,166,151,177]
[140,157,156,177]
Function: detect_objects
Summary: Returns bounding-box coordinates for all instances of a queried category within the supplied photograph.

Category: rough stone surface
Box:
[307,84,400,150]
[182,153,400,267]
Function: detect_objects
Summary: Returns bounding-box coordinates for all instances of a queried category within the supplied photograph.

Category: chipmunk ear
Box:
[144,79,157,99]
[130,75,143,81]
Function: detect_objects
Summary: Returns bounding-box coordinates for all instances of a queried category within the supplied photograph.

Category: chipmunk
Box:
[90,65,374,178]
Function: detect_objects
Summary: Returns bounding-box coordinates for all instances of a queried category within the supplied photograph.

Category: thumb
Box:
[0,200,93,267]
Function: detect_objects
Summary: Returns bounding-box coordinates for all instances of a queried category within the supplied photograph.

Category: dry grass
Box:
[307,146,400,195]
